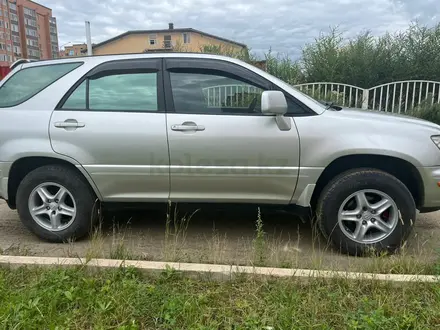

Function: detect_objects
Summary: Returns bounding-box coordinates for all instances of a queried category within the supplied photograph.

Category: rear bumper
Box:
[0,162,11,200]
[419,166,440,208]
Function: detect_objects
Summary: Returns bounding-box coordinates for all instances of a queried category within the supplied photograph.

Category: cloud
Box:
[44,0,437,58]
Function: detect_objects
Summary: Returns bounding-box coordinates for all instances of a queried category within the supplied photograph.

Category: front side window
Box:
[61,72,158,112]
[0,63,83,108]
[170,70,264,114]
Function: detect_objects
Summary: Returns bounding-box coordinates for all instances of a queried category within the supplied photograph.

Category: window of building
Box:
[0,43,5,50]
[0,32,3,39]
[26,39,33,46]
[27,49,40,57]
[183,33,191,44]
[6,43,10,51]
[0,54,6,61]
[7,55,12,62]
[149,34,156,45]
[0,20,3,28]
[0,63,83,107]
[26,28,38,37]
[11,24,18,32]
[24,7,35,17]
[0,9,2,16]
[13,46,20,54]
[26,39,38,47]
[50,35,57,43]
[164,35,172,48]
[12,35,20,43]
[9,3,16,10]
[68,50,74,56]
[5,21,8,29]
[50,26,56,34]
[1,0,6,5]
[62,73,158,111]
[3,10,8,17]
[25,18,36,27]
[5,32,9,40]
[10,13,17,22]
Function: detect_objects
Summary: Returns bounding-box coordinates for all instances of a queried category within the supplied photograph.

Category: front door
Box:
[164,58,300,204]
[50,58,170,202]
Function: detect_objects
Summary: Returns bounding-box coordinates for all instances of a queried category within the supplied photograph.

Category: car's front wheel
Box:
[16,165,97,242]
[316,169,416,255]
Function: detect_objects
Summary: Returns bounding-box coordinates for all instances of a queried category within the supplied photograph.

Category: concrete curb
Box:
[0,255,439,283]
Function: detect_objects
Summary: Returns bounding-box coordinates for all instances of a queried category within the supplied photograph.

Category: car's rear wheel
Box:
[16,165,97,242]
[316,168,416,255]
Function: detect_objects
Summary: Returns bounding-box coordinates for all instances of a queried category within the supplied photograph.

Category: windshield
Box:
[290,85,328,109]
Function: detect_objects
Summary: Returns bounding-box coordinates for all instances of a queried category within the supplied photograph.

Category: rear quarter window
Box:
[0,62,83,108]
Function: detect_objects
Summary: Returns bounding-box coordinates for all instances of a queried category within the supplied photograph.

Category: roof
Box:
[92,28,247,50]
[20,52,248,67]
[25,0,52,11]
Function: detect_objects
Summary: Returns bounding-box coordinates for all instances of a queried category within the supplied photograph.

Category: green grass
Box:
[1,266,440,329]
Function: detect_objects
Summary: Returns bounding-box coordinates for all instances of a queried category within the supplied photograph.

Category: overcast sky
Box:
[43,0,439,58]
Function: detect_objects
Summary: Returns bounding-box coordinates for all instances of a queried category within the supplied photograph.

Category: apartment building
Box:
[90,23,247,56]
[0,0,59,66]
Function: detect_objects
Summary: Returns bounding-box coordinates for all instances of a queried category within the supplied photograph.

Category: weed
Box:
[85,220,105,262]
[252,207,267,266]
[163,201,198,262]
[109,219,133,260]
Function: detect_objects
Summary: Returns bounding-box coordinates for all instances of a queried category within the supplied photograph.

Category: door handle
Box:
[171,122,205,132]
[54,119,85,129]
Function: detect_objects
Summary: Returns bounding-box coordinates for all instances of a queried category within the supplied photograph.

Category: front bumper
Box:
[419,166,440,208]
[0,162,11,200]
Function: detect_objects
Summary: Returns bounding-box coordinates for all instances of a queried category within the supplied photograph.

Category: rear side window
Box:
[0,62,82,108]
[89,73,157,111]
[61,72,158,112]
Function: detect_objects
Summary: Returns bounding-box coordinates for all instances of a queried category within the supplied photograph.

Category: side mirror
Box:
[261,91,288,115]
[261,91,291,131]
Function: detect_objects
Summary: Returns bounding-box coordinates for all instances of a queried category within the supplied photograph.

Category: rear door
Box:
[50,58,170,202]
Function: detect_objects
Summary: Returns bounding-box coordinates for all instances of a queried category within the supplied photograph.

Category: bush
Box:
[301,22,440,87]
[407,103,440,125]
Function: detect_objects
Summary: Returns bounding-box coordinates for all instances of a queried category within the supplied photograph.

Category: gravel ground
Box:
[0,200,439,272]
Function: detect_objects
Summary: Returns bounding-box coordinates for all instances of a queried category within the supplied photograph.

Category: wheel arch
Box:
[7,156,101,209]
[310,154,424,210]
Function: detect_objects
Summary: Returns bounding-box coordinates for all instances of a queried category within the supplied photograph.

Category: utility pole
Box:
[85,21,92,56]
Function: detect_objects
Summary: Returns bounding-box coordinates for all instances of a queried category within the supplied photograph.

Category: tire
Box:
[316,168,416,256]
[16,165,97,243]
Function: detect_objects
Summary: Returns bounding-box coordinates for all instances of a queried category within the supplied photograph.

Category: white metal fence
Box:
[200,80,440,112]
[202,84,262,108]
[294,80,440,112]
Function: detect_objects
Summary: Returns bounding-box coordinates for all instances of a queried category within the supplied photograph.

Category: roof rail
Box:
[10,59,38,70]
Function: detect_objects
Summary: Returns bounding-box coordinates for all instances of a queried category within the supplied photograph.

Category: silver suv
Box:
[1,53,440,255]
